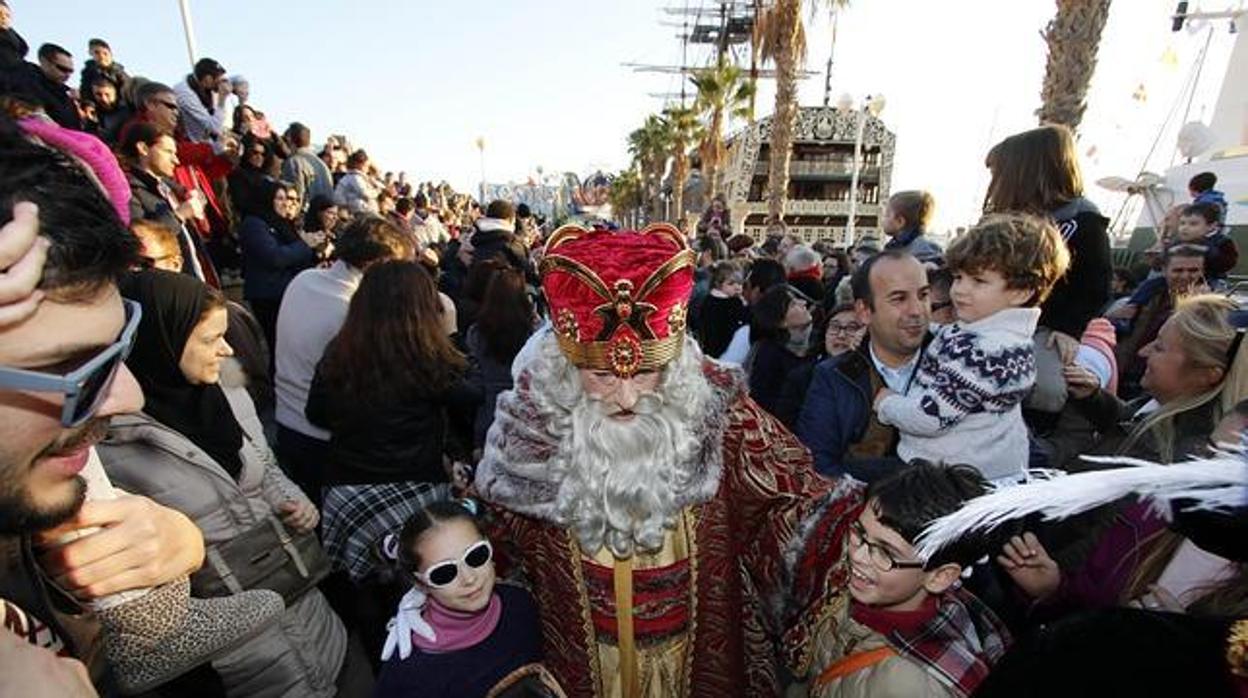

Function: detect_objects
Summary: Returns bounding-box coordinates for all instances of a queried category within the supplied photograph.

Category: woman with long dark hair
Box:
[465,263,536,451]
[984,124,1112,341]
[307,260,482,586]
[238,180,318,349]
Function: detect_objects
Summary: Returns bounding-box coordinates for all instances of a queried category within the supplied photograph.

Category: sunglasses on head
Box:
[0,298,141,427]
[415,540,492,588]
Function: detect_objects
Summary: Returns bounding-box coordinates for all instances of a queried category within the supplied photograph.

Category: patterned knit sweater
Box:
[876,307,1039,482]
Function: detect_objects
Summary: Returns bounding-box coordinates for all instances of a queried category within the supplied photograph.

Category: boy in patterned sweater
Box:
[874,214,1069,483]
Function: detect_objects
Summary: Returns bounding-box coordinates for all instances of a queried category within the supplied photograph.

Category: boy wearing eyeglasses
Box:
[806,461,1010,698]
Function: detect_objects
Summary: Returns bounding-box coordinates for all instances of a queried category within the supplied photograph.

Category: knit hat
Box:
[1078,318,1118,395]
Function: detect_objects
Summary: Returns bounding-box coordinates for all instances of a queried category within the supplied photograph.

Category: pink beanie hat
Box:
[1080,318,1119,395]
[18,116,132,226]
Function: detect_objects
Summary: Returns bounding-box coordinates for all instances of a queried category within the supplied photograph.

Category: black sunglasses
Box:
[415,540,492,588]
[0,299,141,427]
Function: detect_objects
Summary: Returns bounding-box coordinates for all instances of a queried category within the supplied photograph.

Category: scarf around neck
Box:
[412,592,502,654]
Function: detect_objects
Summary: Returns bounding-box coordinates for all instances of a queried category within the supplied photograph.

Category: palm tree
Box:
[690,62,756,200]
[1035,0,1112,132]
[627,114,672,221]
[609,167,645,228]
[663,105,702,223]
[755,1,849,228]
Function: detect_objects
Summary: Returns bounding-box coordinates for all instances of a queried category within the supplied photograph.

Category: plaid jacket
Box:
[887,588,1011,697]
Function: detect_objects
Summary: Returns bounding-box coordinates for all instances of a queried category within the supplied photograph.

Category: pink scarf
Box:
[411,592,502,654]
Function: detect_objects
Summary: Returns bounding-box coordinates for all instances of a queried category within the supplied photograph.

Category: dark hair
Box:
[304,195,336,232]
[0,116,138,301]
[1181,202,1221,225]
[486,199,515,221]
[476,266,533,364]
[984,124,1083,215]
[1188,172,1217,193]
[118,121,171,165]
[745,258,786,294]
[334,215,413,269]
[413,192,430,209]
[37,43,70,62]
[398,500,481,571]
[88,38,110,51]
[710,260,741,289]
[1163,243,1208,266]
[89,74,117,89]
[319,261,467,404]
[347,149,368,169]
[849,249,913,308]
[395,197,414,216]
[946,213,1071,306]
[750,285,799,343]
[134,81,174,110]
[286,122,310,148]
[192,58,225,81]
[887,190,935,230]
[867,460,990,569]
[927,266,953,297]
[516,203,532,219]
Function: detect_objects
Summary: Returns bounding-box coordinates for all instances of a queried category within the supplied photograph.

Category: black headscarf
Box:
[260,179,301,245]
[121,270,244,479]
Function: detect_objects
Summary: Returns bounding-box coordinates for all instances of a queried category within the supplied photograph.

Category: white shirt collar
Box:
[868,341,920,393]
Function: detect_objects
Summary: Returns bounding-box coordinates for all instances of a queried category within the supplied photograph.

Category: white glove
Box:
[380,586,437,661]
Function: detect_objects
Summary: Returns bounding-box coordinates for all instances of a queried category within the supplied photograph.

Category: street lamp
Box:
[475,136,486,205]
[846,94,886,247]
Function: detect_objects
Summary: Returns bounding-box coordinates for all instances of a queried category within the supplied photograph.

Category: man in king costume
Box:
[475,223,862,697]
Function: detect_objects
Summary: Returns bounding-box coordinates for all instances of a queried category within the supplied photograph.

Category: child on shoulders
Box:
[806,461,1011,698]
[874,213,1069,484]
[882,190,944,267]
[374,500,562,698]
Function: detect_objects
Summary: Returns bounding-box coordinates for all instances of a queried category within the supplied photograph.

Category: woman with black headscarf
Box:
[238,179,319,351]
[97,270,371,697]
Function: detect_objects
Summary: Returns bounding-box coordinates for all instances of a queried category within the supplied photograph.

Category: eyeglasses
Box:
[828,321,865,335]
[55,63,74,75]
[848,520,924,572]
[415,540,492,588]
[0,298,141,427]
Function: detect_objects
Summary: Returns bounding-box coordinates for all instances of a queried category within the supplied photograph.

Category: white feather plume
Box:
[914,453,1248,563]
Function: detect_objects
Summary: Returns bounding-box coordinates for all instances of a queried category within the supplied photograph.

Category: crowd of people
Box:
[1,3,1247,697]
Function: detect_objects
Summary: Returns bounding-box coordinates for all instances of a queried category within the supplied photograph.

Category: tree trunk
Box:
[649,162,665,222]
[1036,0,1112,133]
[673,146,689,222]
[766,0,801,228]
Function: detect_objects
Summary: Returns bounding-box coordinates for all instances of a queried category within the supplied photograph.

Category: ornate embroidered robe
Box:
[477,361,864,697]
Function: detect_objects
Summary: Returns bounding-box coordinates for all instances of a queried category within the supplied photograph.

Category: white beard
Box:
[475,330,725,559]
[553,391,701,559]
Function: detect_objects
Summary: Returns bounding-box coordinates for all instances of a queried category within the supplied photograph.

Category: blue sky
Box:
[11,0,1236,232]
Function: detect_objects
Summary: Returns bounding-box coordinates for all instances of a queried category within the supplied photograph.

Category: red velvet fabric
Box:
[542,227,694,346]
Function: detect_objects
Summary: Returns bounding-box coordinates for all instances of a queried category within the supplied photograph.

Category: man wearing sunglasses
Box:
[0,139,210,695]
[3,42,83,130]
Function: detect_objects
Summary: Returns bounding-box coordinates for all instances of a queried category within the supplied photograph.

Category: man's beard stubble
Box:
[0,418,108,535]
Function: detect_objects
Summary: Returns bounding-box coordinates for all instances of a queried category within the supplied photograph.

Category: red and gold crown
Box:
[540,223,696,378]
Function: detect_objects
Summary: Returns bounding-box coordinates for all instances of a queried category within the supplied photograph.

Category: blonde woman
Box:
[998,294,1248,620]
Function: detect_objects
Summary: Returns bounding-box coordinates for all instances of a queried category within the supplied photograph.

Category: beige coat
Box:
[97,385,347,698]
